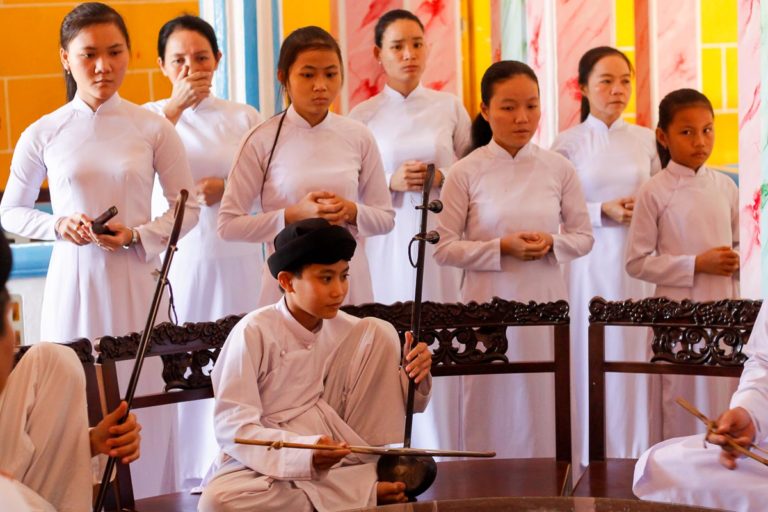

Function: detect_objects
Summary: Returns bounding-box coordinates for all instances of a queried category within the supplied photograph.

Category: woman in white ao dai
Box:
[218,27,393,307]
[551,48,661,471]
[348,9,471,455]
[435,61,593,457]
[145,16,264,323]
[0,7,199,499]
[626,89,740,440]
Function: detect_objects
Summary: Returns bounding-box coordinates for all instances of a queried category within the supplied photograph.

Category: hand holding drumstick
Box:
[676,398,767,469]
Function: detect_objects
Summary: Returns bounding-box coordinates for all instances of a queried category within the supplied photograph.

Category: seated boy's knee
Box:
[24,342,84,386]
[198,485,234,512]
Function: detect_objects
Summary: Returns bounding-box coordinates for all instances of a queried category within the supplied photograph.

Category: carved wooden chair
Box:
[573,297,760,499]
[95,298,572,511]
[344,299,573,500]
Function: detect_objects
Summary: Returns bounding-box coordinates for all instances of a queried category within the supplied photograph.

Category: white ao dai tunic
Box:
[626,160,740,439]
[435,140,593,457]
[348,84,471,304]
[0,94,198,342]
[144,96,264,322]
[551,115,660,468]
[217,106,394,306]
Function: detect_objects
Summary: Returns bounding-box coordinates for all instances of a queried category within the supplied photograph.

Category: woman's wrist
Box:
[122,227,139,248]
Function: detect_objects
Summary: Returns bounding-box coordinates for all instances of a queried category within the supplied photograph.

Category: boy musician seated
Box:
[0,231,141,510]
[633,302,768,511]
[199,218,433,511]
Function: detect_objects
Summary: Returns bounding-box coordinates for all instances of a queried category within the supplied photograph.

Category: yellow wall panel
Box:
[615,0,635,48]
[0,6,71,76]
[710,112,738,165]
[119,2,198,68]
[701,0,737,43]
[624,49,636,116]
[469,0,492,118]
[0,80,8,151]
[725,46,737,110]
[0,153,12,191]
[701,47,723,110]
[283,0,332,35]
[0,2,196,76]
[7,76,66,145]
[151,70,173,101]
[119,71,152,105]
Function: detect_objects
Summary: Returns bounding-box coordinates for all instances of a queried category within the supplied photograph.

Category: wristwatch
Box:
[123,228,139,249]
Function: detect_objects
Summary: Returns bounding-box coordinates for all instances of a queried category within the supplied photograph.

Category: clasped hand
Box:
[285,191,357,226]
[695,246,739,276]
[601,196,635,224]
[501,231,553,261]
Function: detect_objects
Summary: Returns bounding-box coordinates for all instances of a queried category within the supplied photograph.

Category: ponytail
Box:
[580,97,590,123]
[64,72,77,103]
[470,114,493,152]
[656,140,672,168]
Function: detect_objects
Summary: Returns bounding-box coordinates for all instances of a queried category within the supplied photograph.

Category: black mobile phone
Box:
[91,206,118,235]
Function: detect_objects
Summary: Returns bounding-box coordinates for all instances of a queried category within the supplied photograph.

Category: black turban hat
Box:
[267,218,356,279]
[0,230,12,290]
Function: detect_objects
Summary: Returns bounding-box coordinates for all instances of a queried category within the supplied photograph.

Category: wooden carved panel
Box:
[589,297,762,367]
[343,298,569,366]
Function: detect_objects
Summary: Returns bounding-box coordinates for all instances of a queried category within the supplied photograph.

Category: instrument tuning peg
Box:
[412,231,440,244]
[427,200,443,213]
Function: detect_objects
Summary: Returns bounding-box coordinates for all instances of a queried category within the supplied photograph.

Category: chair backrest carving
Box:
[587,297,761,462]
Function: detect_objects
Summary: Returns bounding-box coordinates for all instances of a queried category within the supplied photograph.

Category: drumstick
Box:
[675,397,768,466]
[234,438,496,458]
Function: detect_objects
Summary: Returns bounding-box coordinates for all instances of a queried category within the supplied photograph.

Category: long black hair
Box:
[577,46,633,122]
[157,14,219,62]
[656,88,714,167]
[470,60,539,151]
[60,2,130,102]
[374,9,424,47]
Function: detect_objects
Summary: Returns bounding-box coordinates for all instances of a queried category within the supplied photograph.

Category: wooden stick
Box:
[234,438,496,458]
[675,397,768,466]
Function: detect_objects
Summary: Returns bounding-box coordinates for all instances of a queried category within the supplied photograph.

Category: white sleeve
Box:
[353,131,395,237]
[550,164,594,262]
[434,166,502,271]
[217,127,286,243]
[625,185,695,287]
[451,101,473,160]
[211,321,321,480]
[135,121,200,261]
[0,126,58,240]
